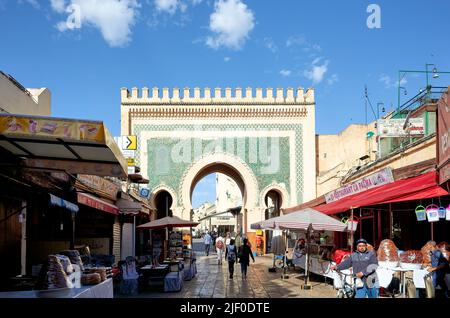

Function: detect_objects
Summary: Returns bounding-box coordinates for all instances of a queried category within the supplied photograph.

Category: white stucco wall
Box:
[0,72,51,116]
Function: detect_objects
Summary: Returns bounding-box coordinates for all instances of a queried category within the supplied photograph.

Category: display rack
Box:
[182,233,192,259]
[168,231,183,260]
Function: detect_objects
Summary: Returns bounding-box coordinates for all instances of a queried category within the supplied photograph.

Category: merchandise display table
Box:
[295,255,335,279]
[0,278,113,298]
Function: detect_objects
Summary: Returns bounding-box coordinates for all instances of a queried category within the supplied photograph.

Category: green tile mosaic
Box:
[132,124,304,205]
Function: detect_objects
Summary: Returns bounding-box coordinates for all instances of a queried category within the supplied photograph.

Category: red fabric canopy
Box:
[315,171,448,215]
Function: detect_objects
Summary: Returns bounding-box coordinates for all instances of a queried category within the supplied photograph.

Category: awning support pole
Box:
[350,208,354,250]
[20,201,27,275]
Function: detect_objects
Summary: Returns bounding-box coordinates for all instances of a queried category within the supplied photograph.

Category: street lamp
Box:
[396,65,450,112]
[377,102,384,118]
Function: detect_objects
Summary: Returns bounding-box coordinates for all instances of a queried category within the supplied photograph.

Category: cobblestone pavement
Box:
[120,254,337,298]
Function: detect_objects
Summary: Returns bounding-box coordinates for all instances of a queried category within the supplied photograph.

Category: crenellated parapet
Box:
[120,87,315,105]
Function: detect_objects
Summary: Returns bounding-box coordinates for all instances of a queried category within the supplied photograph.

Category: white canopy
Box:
[251,208,346,232]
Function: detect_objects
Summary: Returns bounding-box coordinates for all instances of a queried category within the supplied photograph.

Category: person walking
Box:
[225,232,231,247]
[426,241,449,298]
[216,234,225,265]
[204,231,212,256]
[331,238,379,298]
[238,238,255,280]
[225,239,237,279]
[235,229,243,252]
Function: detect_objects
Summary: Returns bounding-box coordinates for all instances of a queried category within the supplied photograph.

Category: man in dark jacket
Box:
[427,241,449,298]
[331,238,379,298]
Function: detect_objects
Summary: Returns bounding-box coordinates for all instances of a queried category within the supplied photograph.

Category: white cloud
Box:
[50,0,66,13]
[286,35,305,47]
[206,0,255,50]
[379,74,391,87]
[379,74,407,88]
[155,0,183,14]
[224,56,231,62]
[312,43,322,52]
[263,37,278,53]
[279,69,291,77]
[21,0,40,9]
[327,73,339,85]
[191,0,203,5]
[51,0,140,47]
[304,59,329,84]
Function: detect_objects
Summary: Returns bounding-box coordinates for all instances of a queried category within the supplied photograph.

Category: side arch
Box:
[260,183,290,211]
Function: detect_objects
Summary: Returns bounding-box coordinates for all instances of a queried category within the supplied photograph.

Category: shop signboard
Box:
[377,118,425,137]
[324,167,394,203]
[437,87,450,184]
[0,115,105,142]
[77,174,120,201]
[114,136,136,172]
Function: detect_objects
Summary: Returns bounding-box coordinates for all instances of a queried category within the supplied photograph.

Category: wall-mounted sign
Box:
[324,167,394,203]
[139,188,150,198]
[76,174,120,201]
[437,87,450,184]
[114,136,137,150]
[126,157,135,166]
[377,118,425,137]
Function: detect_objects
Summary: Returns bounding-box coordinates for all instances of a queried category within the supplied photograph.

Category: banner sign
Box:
[77,174,120,200]
[437,87,450,184]
[377,118,425,137]
[325,167,394,203]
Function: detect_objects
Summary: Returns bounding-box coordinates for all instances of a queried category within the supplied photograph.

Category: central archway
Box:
[179,153,259,225]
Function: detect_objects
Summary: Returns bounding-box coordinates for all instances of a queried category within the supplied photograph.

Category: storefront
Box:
[312,170,449,250]
[0,114,127,291]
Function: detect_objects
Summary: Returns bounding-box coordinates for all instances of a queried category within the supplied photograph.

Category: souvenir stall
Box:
[251,208,347,289]
[136,216,199,292]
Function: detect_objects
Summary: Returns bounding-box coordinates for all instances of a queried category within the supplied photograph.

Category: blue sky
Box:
[1,0,449,207]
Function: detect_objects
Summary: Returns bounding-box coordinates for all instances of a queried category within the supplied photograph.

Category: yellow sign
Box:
[124,135,137,150]
[0,115,105,143]
[126,157,135,166]
[256,229,263,236]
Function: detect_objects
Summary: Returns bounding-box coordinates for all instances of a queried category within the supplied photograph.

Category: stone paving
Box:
[119,254,337,298]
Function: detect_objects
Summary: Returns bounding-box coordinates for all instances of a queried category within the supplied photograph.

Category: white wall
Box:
[121,223,134,259]
[0,72,51,116]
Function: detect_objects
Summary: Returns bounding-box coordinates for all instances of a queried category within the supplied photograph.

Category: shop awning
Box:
[77,192,119,215]
[49,193,79,213]
[315,171,448,215]
[0,114,127,178]
[116,198,143,215]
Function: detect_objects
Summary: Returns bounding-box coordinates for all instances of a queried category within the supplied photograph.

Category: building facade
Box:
[121,87,316,240]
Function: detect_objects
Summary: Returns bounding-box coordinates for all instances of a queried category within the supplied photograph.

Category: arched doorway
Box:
[264,190,282,254]
[189,164,245,236]
[155,191,173,219]
[191,172,243,237]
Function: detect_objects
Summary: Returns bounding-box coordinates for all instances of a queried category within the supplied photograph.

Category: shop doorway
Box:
[155,191,173,219]
[359,215,375,247]
[264,190,282,254]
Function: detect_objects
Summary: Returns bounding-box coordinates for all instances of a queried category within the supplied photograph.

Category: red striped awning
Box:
[77,192,119,215]
[315,171,448,215]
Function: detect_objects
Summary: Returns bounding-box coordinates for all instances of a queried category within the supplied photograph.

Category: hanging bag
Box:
[424,273,435,298]
[415,205,426,221]
[438,206,446,219]
[425,204,439,222]
[446,204,450,221]
[341,216,358,232]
